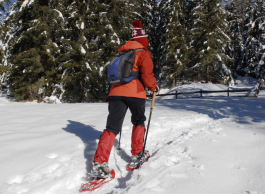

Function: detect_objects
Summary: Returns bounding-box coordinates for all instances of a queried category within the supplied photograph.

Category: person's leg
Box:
[94,96,127,163]
[93,131,116,164]
[131,125,145,156]
[106,96,128,136]
[127,97,146,156]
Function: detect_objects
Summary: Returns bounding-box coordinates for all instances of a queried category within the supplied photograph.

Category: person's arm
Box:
[139,52,157,91]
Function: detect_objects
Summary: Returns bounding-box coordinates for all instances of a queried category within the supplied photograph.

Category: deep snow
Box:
[0,77,265,194]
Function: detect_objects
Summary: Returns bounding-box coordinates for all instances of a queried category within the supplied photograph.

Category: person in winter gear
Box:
[91,20,158,175]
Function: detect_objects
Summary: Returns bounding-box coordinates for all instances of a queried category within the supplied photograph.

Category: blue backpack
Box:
[107,49,143,84]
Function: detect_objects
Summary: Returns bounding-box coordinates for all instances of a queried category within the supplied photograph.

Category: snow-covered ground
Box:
[1,77,265,194]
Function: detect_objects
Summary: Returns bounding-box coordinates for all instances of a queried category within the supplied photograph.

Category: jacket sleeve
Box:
[139,51,157,91]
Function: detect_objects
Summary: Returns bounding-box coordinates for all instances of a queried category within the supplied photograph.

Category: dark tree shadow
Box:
[155,97,265,124]
[62,120,102,173]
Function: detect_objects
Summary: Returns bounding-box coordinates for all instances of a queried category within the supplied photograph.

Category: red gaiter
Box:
[94,131,116,164]
[131,125,145,156]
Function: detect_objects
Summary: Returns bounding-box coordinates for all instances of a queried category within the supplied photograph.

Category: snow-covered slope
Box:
[0,80,265,194]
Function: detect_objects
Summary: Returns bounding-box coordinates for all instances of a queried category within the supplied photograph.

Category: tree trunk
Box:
[78,81,83,103]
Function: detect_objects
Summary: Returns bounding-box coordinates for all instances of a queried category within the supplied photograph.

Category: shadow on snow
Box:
[62,120,101,173]
[62,120,133,189]
[154,97,265,124]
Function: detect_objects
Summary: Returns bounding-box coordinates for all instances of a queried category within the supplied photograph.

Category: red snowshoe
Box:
[126,150,150,171]
[81,169,115,192]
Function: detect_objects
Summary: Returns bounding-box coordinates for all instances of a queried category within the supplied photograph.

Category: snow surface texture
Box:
[0,77,265,194]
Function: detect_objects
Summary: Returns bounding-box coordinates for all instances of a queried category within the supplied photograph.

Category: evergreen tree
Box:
[5,0,263,101]
[8,0,65,100]
[0,42,7,84]
[243,0,265,79]
[182,0,199,51]
[253,0,265,79]
[233,0,255,20]
[225,0,265,80]
[225,0,244,77]
[162,0,190,86]
[240,2,256,76]
[0,0,12,88]
[190,0,231,83]
[59,0,92,102]
[0,0,5,73]
[141,0,168,75]
[0,0,12,14]
[60,0,134,102]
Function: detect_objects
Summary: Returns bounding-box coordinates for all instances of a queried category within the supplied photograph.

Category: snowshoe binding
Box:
[126,150,150,171]
[87,161,111,178]
[81,161,115,192]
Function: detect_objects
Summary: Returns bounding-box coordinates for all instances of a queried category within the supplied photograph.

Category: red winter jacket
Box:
[108,41,157,99]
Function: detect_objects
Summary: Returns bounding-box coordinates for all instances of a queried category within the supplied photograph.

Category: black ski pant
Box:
[105,96,146,135]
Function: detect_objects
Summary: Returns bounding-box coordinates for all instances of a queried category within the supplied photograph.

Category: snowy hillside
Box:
[1,79,265,194]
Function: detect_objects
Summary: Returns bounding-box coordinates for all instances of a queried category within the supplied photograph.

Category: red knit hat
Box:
[131,20,149,48]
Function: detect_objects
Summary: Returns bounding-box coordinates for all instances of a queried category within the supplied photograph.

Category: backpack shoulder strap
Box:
[130,49,145,79]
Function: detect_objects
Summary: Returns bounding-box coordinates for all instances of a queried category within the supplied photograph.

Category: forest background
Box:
[0,0,264,102]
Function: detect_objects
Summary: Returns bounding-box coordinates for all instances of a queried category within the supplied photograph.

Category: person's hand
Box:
[154,85,159,93]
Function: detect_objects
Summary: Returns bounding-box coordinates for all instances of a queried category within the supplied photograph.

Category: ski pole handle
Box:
[151,92,157,109]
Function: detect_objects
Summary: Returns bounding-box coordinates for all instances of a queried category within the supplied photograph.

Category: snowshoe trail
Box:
[2,89,265,194]
[2,111,222,194]
[105,112,223,193]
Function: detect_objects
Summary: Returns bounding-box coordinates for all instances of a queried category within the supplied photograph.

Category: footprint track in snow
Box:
[5,153,78,193]
[7,175,24,184]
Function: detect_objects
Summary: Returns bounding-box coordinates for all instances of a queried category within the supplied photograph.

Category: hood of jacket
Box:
[118,40,147,53]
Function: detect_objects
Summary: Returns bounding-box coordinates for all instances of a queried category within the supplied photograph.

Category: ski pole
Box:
[117,130,122,150]
[141,91,157,159]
